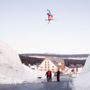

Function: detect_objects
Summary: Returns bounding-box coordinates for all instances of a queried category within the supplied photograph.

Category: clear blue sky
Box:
[0,0,90,54]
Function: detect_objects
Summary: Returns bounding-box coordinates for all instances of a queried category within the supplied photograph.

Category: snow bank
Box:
[0,41,38,84]
[73,55,90,90]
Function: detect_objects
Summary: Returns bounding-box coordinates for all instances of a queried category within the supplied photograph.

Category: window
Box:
[40,66,43,68]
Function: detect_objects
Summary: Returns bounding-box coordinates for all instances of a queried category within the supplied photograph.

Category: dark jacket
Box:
[57,70,60,76]
[46,71,52,77]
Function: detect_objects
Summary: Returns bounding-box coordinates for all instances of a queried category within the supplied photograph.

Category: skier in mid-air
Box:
[46,9,54,23]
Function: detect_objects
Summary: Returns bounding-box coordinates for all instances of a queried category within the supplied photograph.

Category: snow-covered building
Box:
[38,57,86,74]
[38,58,59,72]
[63,58,86,74]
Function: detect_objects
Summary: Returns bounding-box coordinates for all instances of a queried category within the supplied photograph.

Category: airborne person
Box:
[46,9,54,24]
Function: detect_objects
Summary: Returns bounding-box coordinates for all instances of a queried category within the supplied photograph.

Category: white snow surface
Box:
[73,55,90,90]
[0,41,39,84]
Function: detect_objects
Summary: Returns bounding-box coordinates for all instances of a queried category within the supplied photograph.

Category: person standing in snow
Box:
[46,70,52,82]
[56,69,60,82]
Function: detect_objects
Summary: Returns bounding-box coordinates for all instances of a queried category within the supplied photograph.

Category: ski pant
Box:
[57,76,60,82]
[47,76,51,82]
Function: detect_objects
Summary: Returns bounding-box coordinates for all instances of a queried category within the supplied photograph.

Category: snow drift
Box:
[0,41,37,84]
[73,55,90,90]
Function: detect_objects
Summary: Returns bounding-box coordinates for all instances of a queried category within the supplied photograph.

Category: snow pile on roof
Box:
[0,41,38,84]
[73,55,90,90]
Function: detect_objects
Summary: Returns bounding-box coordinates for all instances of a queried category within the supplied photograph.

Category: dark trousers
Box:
[57,76,60,82]
[47,76,51,82]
